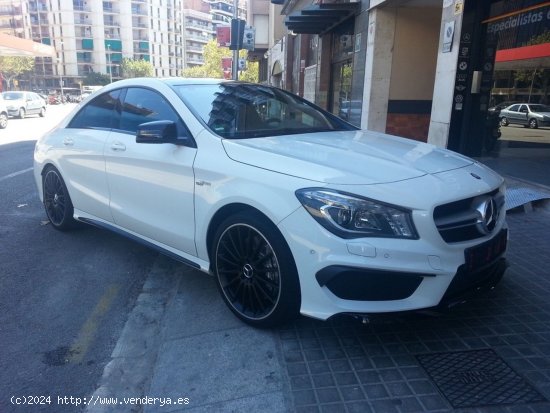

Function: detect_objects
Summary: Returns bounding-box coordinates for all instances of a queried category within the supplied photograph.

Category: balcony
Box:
[186,55,204,64]
[74,5,91,12]
[186,34,211,43]
[103,6,120,14]
[104,19,120,27]
[74,18,92,25]
[131,8,147,15]
[186,21,214,32]
[186,45,204,53]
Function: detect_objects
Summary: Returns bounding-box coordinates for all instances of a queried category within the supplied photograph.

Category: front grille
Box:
[434,189,505,243]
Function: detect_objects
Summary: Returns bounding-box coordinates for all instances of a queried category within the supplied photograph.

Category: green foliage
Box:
[0,56,35,89]
[121,58,153,78]
[83,72,110,86]
[526,30,550,46]
[514,30,550,90]
[182,39,259,82]
[182,40,229,78]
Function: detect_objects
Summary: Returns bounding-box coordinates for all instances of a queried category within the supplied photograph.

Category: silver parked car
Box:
[499,103,550,129]
[1,91,47,119]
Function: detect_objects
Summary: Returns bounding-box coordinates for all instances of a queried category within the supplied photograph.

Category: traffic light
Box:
[242,26,255,51]
[229,19,245,50]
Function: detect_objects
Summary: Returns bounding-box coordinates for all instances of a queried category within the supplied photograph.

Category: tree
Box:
[182,39,259,82]
[121,58,153,78]
[83,72,110,86]
[513,30,550,103]
[0,56,35,90]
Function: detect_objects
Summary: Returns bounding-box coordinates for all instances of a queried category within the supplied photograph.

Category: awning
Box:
[285,2,359,35]
[0,32,56,57]
[495,43,550,70]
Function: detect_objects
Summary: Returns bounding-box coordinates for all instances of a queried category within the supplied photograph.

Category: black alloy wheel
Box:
[213,211,300,327]
[43,167,76,230]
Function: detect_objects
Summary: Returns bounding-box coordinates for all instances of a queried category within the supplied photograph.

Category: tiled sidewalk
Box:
[279,210,550,413]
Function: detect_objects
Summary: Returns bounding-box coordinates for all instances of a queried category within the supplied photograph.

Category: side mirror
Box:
[136,120,178,144]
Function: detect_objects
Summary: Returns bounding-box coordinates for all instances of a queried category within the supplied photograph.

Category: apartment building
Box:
[0,0,187,90]
[183,8,214,67]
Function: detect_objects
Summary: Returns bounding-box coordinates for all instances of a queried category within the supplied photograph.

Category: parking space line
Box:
[0,167,33,183]
[68,284,120,364]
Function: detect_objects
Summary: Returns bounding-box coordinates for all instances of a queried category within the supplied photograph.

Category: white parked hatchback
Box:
[34,78,508,327]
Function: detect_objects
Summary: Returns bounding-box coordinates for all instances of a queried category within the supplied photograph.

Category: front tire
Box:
[0,113,7,129]
[42,166,77,231]
[39,107,46,117]
[212,211,300,327]
[529,118,538,129]
[18,108,26,119]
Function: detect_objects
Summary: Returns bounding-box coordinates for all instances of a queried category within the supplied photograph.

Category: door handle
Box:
[63,138,74,146]
[110,142,126,151]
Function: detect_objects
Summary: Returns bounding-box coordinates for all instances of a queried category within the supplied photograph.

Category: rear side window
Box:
[68,90,121,130]
[508,104,520,112]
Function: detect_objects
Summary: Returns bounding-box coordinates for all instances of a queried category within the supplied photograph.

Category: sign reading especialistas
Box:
[486,4,550,35]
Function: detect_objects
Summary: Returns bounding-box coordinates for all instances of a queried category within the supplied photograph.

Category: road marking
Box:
[0,167,34,183]
[68,284,120,364]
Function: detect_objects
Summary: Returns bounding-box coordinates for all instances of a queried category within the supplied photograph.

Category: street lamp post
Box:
[57,41,64,103]
[59,75,64,103]
[107,44,112,83]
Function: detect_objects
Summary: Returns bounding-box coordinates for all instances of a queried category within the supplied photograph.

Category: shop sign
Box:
[486,5,550,35]
[442,21,455,53]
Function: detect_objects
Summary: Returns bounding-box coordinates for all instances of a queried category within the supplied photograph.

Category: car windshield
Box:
[2,92,24,100]
[529,104,550,112]
[173,83,357,139]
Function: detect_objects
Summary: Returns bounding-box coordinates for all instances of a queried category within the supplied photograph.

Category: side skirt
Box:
[78,217,203,271]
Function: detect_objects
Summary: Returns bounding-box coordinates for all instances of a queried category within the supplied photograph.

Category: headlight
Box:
[296,188,418,239]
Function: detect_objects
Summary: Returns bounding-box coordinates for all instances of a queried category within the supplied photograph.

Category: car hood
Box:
[534,111,550,116]
[222,130,474,185]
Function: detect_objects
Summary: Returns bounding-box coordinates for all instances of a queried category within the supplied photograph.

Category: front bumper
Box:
[278,204,508,321]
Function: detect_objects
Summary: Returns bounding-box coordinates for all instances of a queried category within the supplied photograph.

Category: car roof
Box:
[101,77,245,90]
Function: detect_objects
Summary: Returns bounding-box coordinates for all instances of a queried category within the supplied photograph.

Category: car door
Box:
[504,104,520,125]
[517,105,529,125]
[105,87,197,255]
[60,89,122,221]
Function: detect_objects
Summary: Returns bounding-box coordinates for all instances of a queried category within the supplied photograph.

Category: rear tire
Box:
[18,108,26,119]
[42,166,77,231]
[500,117,508,126]
[39,107,46,117]
[212,211,301,327]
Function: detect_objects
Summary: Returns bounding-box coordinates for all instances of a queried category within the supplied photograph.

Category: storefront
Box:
[280,1,368,126]
[445,0,550,157]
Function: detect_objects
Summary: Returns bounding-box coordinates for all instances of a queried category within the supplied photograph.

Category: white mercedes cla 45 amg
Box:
[34,78,508,327]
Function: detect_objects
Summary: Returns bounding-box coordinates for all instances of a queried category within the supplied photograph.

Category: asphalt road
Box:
[500,123,550,144]
[0,104,156,412]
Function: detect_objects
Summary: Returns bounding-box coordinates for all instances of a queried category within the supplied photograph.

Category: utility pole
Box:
[232,0,238,80]
[107,44,112,83]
